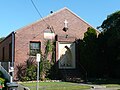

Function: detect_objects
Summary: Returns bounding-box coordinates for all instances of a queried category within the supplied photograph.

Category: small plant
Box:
[40,59,52,81]
[0,71,6,90]
[16,57,37,81]
[16,63,26,81]
[0,77,5,86]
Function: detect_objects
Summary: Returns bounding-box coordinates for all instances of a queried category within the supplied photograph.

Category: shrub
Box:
[40,59,52,81]
[16,57,37,81]
[0,77,5,85]
[0,71,6,89]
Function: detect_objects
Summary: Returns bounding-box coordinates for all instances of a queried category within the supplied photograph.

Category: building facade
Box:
[0,7,99,80]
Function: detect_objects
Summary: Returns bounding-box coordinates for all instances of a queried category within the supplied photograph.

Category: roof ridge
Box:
[15,7,100,33]
[65,8,100,33]
[15,7,68,32]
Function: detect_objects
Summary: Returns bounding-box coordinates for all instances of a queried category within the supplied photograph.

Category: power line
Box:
[15,27,45,52]
[30,0,50,27]
[16,0,55,52]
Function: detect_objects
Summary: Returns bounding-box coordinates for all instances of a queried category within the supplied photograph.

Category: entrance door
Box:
[58,42,75,69]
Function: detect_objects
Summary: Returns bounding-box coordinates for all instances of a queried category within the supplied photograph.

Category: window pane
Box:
[30,43,40,49]
[30,42,40,56]
[34,43,39,49]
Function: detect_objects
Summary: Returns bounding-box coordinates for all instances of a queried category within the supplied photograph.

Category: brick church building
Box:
[0,7,99,80]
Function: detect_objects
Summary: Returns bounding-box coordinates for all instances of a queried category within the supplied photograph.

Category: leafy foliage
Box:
[79,10,120,79]
[0,71,6,89]
[0,77,5,85]
[16,64,26,81]
[16,57,37,81]
[40,59,52,80]
[25,58,37,81]
[79,27,98,78]
[100,11,120,31]
[40,40,55,80]
[97,10,120,78]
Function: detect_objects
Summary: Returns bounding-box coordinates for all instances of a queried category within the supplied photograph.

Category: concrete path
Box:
[81,84,120,90]
[18,84,30,90]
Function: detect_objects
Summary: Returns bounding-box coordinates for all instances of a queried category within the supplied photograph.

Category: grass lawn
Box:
[20,81,91,90]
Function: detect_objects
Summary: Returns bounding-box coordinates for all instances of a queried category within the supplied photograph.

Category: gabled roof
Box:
[15,7,100,39]
[16,7,99,32]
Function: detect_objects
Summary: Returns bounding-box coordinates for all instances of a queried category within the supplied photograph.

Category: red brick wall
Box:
[14,7,97,72]
[14,8,92,66]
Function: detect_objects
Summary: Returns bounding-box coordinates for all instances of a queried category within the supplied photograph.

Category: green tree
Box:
[99,11,120,31]
[98,10,120,78]
[79,27,98,78]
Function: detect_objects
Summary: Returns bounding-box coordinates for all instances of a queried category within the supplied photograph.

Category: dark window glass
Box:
[2,47,4,60]
[9,43,12,61]
[30,42,40,56]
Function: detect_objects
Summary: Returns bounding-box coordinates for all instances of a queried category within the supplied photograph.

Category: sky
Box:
[0,0,120,37]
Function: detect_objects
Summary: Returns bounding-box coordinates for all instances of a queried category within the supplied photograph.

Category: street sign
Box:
[36,53,40,62]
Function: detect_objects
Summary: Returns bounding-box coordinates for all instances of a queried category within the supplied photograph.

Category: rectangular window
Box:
[9,43,12,61]
[30,42,41,56]
[2,47,5,61]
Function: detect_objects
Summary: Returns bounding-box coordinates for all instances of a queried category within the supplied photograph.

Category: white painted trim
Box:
[58,42,76,69]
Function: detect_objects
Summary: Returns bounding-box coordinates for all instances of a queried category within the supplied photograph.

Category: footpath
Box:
[81,83,120,90]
